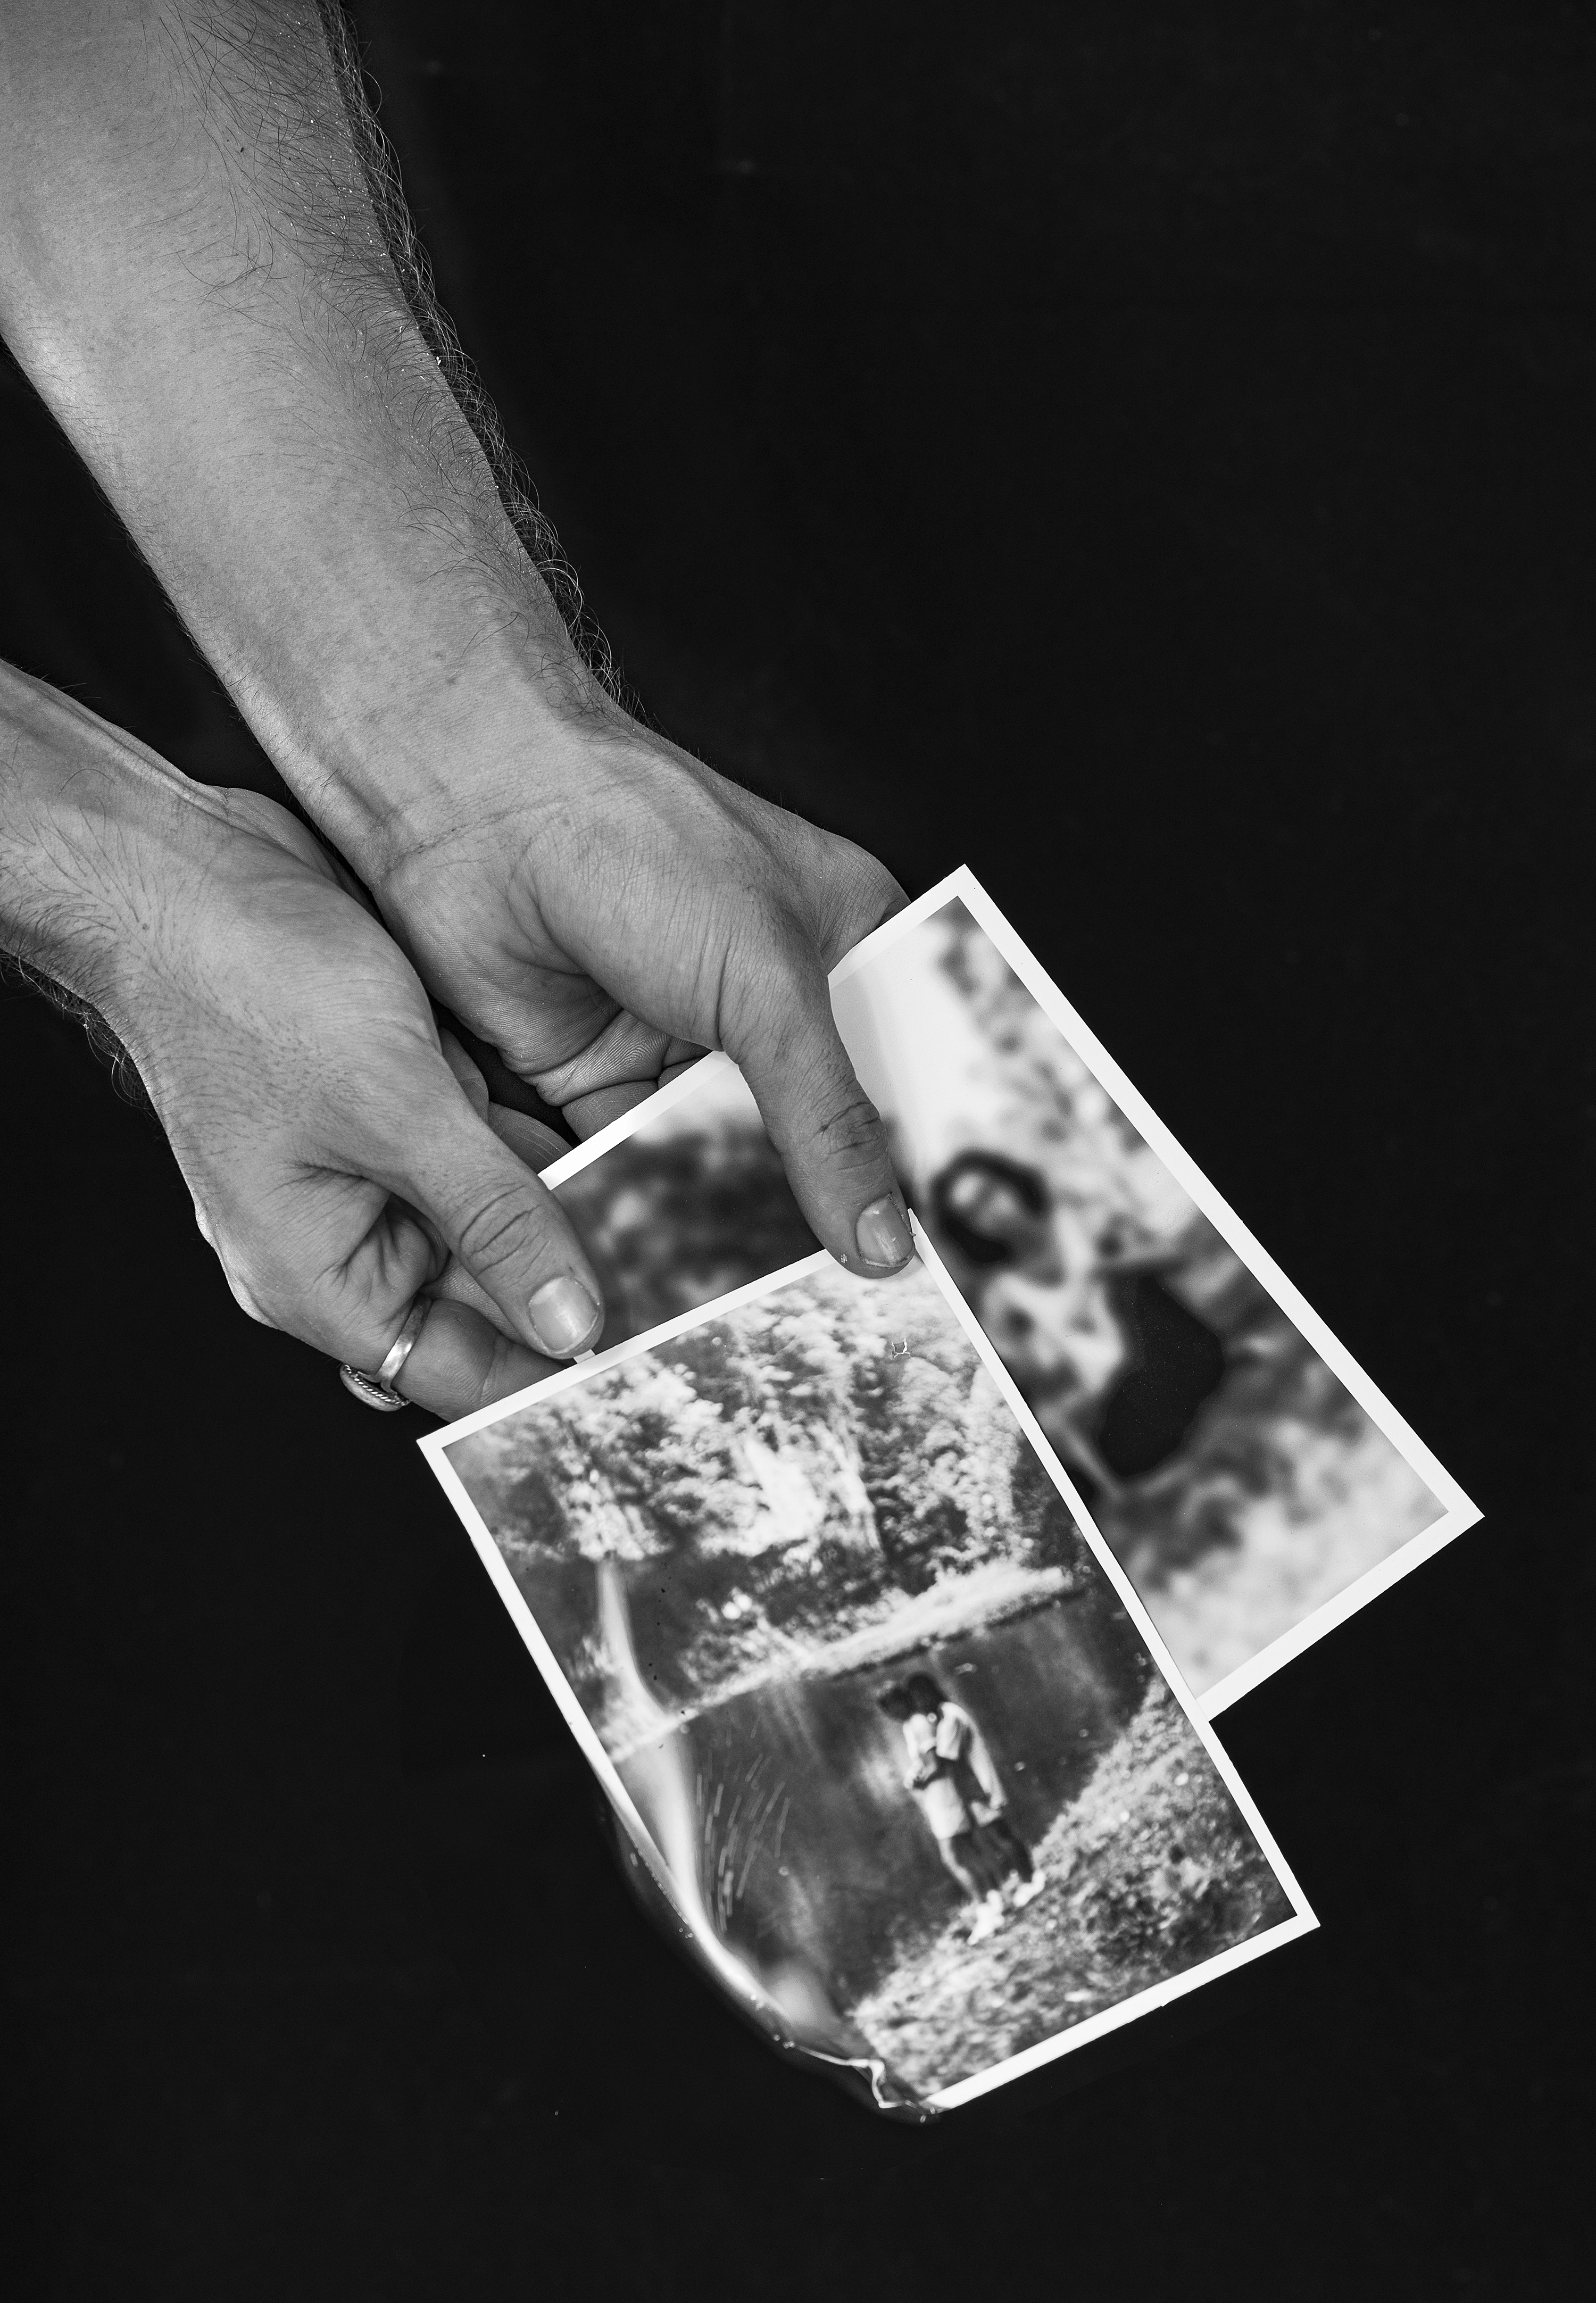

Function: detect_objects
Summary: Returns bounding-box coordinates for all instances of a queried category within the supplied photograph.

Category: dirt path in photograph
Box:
[852,1680,1293,2096]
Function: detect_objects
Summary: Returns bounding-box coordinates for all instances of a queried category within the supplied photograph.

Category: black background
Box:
[3,3,1589,2293]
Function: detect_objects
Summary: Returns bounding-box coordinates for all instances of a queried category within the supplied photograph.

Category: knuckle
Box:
[816,845,905,954]
[815,1091,888,1171]
[225,1270,275,1327]
[840,840,907,918]
[203,1222,282,1331]
[452,1183,550,1278]
[472,1334,528,1416]
[221,1250,317,1343]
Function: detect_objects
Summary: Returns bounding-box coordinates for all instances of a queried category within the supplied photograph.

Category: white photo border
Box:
[420,1226,1317,2112]
[535,866,1482,1717]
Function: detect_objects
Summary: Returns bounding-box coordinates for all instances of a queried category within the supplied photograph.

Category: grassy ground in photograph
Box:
[852,1678,1292,2094]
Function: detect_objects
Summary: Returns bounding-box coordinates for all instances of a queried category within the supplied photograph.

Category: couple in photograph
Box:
[879,1674,1046,1943]
[930,1148,1229,1501]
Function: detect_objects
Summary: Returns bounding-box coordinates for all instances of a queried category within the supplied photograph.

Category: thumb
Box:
[392,1085,605,1360]
[721,926,915,1278]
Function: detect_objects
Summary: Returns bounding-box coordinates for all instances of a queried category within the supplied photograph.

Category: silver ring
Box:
[338,1296,433,1413]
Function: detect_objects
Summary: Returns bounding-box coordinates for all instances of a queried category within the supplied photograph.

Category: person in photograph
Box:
[929,1149,1228,1497]
[877,1683,1008,1942]
[902,1671,1046,1913]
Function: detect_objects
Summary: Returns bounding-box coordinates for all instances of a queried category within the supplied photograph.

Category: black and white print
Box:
[541,871,1479,1708]
[424,1243,1311,2108]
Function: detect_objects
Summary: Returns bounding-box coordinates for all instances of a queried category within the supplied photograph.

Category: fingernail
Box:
[529,1275,602,1357]
[855,1196,915,1270]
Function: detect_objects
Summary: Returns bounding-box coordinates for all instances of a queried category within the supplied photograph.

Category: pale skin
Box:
[0,2,915,1416]
[1,663,570,1412]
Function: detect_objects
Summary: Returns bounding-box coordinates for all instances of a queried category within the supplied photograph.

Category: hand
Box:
[0,0,916,1278]
[96,781,609,1417]
[372,702,916,1274]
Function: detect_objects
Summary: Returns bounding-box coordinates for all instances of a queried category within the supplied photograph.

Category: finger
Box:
[563,1077,663,1138]
[393,1296,558,1419]
[485,1101,572,1172]
[236,1180,446,1358]
[425,1246,529,1335]
[528,1007,674,1107]
[389,1086,606,1359]
[561,1036,707,1137]
[720,919,915,1279]
[413,1101,578,1343]
[438,1027,491,1117]
[529,1008,706,1124]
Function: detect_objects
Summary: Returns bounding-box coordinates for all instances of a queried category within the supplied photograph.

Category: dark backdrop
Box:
[3,4,1588,2294]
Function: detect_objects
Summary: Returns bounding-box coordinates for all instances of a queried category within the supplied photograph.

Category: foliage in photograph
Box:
[448,1260,1091,1715]
[444,1255,1300,2103]
[853,1676,1293,2090]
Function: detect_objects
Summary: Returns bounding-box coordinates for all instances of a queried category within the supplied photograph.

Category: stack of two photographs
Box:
[421,870,1479,2117]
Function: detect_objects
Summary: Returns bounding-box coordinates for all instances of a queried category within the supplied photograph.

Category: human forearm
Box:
[2,656,360,1121]
[2,3,916,1273]
[0,660,203,1021]
[0,1,586,878]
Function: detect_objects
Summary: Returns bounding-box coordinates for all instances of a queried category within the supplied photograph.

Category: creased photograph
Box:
[424,1245,1311,2111]
[543,871,1479,1709]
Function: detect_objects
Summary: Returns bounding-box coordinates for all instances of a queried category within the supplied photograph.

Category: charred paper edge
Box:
[535,866,1482,1719]
[420,1228,1316,2112]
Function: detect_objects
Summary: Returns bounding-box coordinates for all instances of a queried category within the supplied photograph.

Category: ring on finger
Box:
[338,1296,433,1413]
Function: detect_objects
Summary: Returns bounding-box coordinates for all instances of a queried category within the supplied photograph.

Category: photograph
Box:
[550,1054,817,1353]
[544,874,1480,1708]
[4,0,1576,2291]
[833,877,1483,1705]
[425,1244,1311,2109]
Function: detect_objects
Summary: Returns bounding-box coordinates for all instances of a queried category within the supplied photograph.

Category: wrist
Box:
[0,666,238,1028]
[367,655,646,889]
[0,2,619,881]
[272,606,617,889]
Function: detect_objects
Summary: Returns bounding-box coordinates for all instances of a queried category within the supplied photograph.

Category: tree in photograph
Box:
[448,1262,1096,1702]
[851,1346,972,1593]
[1007,1442,1088,1574]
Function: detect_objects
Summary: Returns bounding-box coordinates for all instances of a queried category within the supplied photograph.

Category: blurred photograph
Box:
[551,1055,817,1351]
[425,1248,1310,2110]
[545,871,1479,1708]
